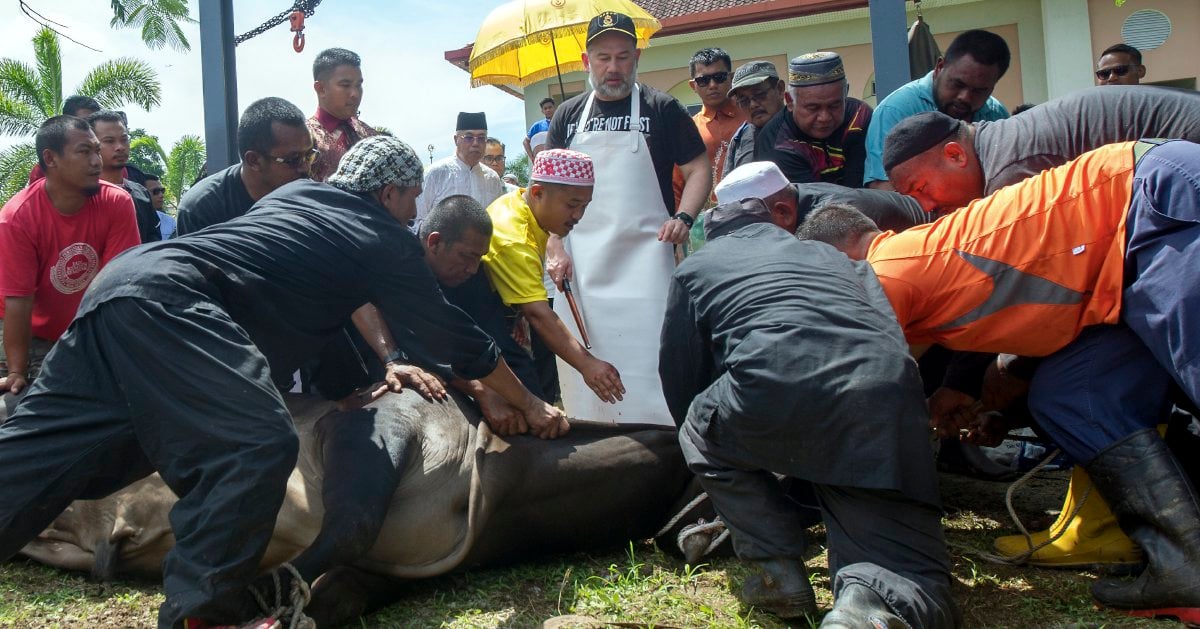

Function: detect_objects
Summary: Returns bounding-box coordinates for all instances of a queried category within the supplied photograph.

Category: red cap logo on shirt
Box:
[50,242,100,294]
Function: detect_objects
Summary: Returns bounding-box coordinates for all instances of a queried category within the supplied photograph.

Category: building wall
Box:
[1087,0,1200,88]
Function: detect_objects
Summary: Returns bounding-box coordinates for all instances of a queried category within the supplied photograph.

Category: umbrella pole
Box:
[550,33,567,101]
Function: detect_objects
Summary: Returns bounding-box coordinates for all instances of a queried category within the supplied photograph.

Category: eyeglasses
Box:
[1095,64,1135,80]
[457,134,488,144]
[269,147,320,169]
[733,84,776,109]
[148,188,165,196]
[692,71,730,87]
[481,155,506,163]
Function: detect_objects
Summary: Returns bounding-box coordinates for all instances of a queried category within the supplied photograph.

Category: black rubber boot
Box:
[740,558,817,619]
[819,584,908,629]
[1086,428,1200,625]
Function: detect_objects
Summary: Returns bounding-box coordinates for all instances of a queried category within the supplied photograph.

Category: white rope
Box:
[949,448,1092,565]
[249,563,316,629]
[655,491,711,538]
[677,518,731,558]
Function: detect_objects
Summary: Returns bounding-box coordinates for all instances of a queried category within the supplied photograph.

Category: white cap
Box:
[714,161,790,205]
[530,131,549,149]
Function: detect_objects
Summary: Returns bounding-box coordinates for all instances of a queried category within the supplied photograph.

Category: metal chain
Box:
[234,0,322,46]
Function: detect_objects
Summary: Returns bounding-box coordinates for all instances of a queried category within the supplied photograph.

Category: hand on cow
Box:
[927,386,981,439]
[582,358,625,404]
[657,216,691,244]
[477,388,528,436]
[981,355,1032,412]
[385,362,447,402]
[523,396,569,439]
[546,236,574,291]
[0,372,27,395]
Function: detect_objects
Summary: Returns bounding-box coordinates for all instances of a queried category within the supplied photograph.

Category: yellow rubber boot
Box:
[993,465,1143,568]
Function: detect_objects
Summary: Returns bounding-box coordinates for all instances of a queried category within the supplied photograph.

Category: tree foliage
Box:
[129,128,167,177]
[0,27,162,204]
[507,153,531,186]
[110,0,196,52]
[162,135,205,206]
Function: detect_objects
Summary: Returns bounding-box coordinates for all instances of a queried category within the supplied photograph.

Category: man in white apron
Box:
[545,11,711,426]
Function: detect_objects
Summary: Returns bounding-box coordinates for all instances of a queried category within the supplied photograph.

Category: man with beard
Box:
[0,135,566,629]
[724,60,788,174]
[0,116,140,395]
[88,110,160,243]
[545,11,708,426]
[864,29,1010,190]
[755,52,872,187]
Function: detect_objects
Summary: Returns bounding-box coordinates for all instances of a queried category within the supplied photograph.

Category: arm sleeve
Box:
[0,217,39,297]
[985,155,1068,195]
[370,251,500,380]
[872,270,921,341]
[483,243,548,305]
[841,105,871,189]
[102,194,142,264]
[659,276,713,427]
[863,99,910,184]
[547,104,571,149]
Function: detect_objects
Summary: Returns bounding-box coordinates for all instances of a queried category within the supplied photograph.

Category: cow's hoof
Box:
[306,567,371,627]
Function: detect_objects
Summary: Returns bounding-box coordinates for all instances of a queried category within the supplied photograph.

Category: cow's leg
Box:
[288,407,411,584]
[0,313,154,563]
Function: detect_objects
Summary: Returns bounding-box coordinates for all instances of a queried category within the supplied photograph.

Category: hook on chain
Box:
[289,10,306,52]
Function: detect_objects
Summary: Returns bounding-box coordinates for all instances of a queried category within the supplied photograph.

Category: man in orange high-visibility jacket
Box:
[797,139,1200,625]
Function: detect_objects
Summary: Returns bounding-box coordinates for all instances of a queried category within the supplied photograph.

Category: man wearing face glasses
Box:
[175,97,315,236]
[415,112,505,234]
[670,48,745,207]
[1095,43,1146,86]
[724,61,788,175]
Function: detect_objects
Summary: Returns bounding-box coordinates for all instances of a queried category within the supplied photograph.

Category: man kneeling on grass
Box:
[659,163,958,628]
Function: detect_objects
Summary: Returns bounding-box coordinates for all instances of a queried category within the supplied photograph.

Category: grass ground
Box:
[0,470,1186,628]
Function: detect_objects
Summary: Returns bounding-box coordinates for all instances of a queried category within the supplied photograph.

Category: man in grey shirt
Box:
[882,85,1200,213]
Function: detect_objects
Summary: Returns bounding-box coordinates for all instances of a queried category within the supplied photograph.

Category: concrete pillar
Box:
[1041,0,1095,99]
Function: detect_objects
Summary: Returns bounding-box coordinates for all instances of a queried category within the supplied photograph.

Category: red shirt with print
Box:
[0,179,141,340]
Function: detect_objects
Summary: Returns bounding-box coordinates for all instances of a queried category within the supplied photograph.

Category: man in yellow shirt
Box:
[482,149,625,407]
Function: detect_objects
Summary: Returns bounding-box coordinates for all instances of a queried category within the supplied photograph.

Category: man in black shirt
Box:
[175,97,315,235]
[88,110,160,243]
[0,136,566,629]
[661,196,956,627]
[756,52,872,188]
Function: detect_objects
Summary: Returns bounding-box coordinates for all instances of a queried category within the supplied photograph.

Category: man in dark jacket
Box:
[0,136,565,629]
[659,194,957,627]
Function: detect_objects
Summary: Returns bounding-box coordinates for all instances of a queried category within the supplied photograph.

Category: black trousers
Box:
[680,420,959,629]
[0,298,298,628]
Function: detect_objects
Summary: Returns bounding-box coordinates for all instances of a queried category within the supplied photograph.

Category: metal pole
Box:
[868,0,911,101]
[199,0,239,172]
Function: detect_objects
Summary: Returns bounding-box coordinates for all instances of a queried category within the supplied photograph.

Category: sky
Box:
[0,0,530,164]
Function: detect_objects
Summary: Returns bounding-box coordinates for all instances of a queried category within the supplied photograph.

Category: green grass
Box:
[0,470,1188,627]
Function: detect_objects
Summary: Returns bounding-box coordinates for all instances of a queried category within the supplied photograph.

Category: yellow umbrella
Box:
[468,0,660,93]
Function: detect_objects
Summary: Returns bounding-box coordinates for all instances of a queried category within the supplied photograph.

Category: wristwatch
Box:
[674,213,695,228]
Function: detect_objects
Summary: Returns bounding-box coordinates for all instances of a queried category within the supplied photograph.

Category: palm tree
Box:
[129,128,168,177]
[162,135,205,207]
[0,27,161,203]
[110,0,196,52]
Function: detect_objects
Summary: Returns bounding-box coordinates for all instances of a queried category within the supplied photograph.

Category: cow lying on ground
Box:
[6,390,718,626]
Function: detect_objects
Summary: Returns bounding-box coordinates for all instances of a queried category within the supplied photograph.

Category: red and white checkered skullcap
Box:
[531,149,594,187]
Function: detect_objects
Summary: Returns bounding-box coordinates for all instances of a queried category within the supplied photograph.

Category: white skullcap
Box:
[714,161,790,205]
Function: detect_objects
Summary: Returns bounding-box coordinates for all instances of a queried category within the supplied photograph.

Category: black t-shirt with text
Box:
[548,83,706,214]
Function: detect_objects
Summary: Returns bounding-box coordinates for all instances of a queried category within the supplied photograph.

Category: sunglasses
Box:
[693,71,730,87]
[1095,64,1136,80]
[148,188,165,196]
[270,147,320,169]
[457,134,488,144]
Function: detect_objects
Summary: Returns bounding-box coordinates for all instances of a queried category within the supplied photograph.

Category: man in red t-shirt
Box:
[0,116,140,394]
